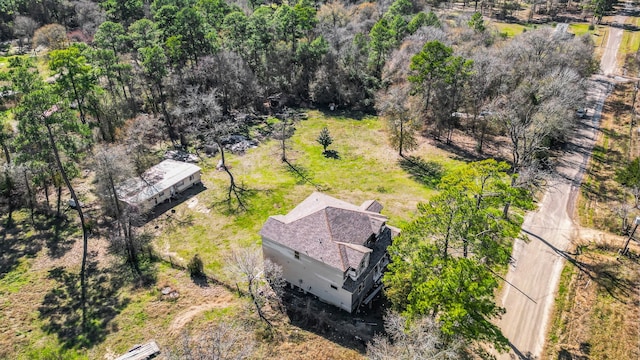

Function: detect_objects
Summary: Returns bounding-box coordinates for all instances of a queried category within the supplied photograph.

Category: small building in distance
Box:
[260,192,399,313]
[116,159,202,213]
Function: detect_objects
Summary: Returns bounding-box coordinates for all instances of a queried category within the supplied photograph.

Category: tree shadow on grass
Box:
[283,160,327,191]
[212,186,260,216]
[38,252,130,349]
[523,229,637,303]
[322,150,340,159]
[398,156,444,188]
[46,215,79,259]
[0,212,76,280]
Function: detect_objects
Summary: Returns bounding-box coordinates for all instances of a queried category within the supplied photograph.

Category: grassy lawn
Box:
[491,22,538,37]
[569,23,607,38]
[1,110,460,358]
[569,23,609,61]
[153,110,455,276]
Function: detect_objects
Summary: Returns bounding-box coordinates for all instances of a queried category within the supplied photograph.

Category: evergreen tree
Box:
[316,126,333,153]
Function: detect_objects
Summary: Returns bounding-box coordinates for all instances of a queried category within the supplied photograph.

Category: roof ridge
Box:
[337,243,348,271]
[325,206,389,220]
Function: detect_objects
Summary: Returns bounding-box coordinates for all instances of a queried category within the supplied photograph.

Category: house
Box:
[259,192,400,313]
[116,159,202,213]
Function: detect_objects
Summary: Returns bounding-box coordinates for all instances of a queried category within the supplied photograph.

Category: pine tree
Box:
[316,126,333,153]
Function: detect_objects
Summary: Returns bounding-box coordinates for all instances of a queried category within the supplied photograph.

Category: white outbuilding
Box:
[116,159,202,213]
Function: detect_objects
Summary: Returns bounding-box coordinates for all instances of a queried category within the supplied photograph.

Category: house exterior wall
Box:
[173,171,201,194]
[350,251,389,309]
[123,169,202,213]
[347,226,392,311]
[262,237,354,312]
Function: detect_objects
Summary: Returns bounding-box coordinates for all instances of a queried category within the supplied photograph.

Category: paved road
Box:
[495,11,625,360]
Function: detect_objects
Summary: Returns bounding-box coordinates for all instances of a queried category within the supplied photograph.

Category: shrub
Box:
[33,24,67,50]
[187,254,204,277]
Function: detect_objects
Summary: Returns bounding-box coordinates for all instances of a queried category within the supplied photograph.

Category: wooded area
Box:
[0,0,604,358]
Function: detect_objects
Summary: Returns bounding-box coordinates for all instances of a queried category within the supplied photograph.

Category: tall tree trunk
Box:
[70,77,87,125]
[45,122,90,331]
[122,218,140,274]
[399,118,404,157]
[3,170,13,227]
[23,169,35,225]
[280,119,288,162]
[44,182,50,210]
[2,140,13,226]
[0,139,10,164]
[56,185,62,217]
[218,143,246,210]
[248,278,272,327]
[157,83,177,145]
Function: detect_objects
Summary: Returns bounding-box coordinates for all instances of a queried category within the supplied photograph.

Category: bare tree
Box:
[614,201,634,234]
[174,321,256,360]
[271,112,295,162]
[376,84,419,157]
[124,114,164,175]
[367,311,464,360]
[494,67,584,172]
[0,163,28,227]
[93,144,134,218]
[107,210,150,275]
[13,16,38,52]
[226,248,283,327]
[93,144,150,274]
[33,24,67,50]
[173,87,247,210]
[73,0,106,36]
[464,49,505,152]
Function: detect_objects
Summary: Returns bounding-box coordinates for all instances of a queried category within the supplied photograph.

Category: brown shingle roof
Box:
[260,192,387,271]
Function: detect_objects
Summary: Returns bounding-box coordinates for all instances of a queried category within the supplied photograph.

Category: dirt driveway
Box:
[495,9,626,358]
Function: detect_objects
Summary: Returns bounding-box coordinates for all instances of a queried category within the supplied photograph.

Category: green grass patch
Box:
[547,262,576,346]
[20,339,88,360]
[492,22,537,37]
[0,258,33,294]
[568,23,607,37]
[201,306,237,322]
[155,110,455,274]
[620,29,640,56]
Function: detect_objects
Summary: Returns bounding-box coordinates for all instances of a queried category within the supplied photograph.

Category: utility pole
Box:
[622,216,640,255]
[629,82,638,160]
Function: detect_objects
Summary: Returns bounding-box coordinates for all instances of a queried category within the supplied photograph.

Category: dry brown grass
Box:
[544,232,640,360]
[578,82,640,233]
[545,79,640,359]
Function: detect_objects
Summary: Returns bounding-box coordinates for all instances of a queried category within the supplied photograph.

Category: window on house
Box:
[176,180,185,187]
[357,283,364,293]
[331,284,338,290]
[189,175,193,181]
[158,191,164,196]
[294,251,300,259]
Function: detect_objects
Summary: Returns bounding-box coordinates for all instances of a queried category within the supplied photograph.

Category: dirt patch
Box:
[168,291,235,335]
[186,197,210,214]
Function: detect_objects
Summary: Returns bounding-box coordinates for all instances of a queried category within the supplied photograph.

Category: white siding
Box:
[262,237,353,312]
